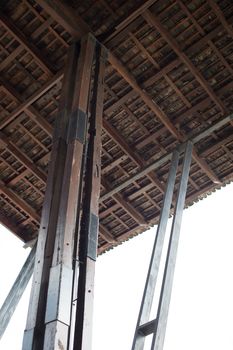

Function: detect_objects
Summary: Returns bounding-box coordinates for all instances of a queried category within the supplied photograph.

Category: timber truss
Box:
[0,0,233,256]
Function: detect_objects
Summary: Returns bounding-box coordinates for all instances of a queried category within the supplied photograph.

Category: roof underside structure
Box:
[0,0,233,254]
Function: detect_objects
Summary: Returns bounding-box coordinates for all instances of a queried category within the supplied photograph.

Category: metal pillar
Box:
[22,34,106,350]
[0,245,36,340]
[132,141,193,350]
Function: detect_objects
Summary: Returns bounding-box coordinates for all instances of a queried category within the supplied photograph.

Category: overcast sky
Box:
[1,182,233,349]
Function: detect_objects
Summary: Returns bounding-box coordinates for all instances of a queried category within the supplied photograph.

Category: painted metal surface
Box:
[132,141,193,350]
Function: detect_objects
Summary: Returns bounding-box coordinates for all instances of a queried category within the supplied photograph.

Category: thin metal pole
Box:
[0,245,36,340]
[151,141,193,350]
[131,149,180,350]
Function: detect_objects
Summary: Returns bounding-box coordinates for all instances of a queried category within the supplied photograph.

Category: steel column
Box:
[0,245,36,340]
[22,34,106,350]
[131,150,180,350]
[131,141,193,350]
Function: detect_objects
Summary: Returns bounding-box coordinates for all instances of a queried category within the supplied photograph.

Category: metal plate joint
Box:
[67,109,87,143]
[87,213,99,261]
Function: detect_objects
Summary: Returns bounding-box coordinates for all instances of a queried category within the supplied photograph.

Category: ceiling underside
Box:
[0,0,233,253]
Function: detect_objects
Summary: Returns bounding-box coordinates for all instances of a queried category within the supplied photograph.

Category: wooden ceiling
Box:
[0,0,233,254]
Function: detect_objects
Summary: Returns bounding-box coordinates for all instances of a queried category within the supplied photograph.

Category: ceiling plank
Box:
[108,53,221,184]
[0,77,53,136]
[0,13,55,75]
[37,0,89,37]
[102,178,147,226]
[207,0,233,37]
[0,213,30,242]
[0,70,63,129]
[143,10,226,114]
[0,180,40,223]
[0,131,47,184]
[1,0,221,186]
[99,224,118,244]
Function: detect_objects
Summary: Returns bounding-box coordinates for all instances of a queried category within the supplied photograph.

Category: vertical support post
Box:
[151,141,193,350]
[131,150,180,350]
[72,44,107,350]
[43,35,96,350]
[131,141,193,350]
[23,42,80,350]
[0,245,36,340]
[22,34,106,350]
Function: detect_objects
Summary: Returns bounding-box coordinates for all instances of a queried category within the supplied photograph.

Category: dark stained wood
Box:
[0,0,233,254]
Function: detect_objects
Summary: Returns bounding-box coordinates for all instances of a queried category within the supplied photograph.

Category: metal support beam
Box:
[131,149,180,350]
[151,141,193,350]
[22,35,106,350]
[132,141,193,350]
[0,245,36,340]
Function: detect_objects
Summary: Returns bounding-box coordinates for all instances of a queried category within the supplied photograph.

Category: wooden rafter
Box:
[0,13,54,75]
[0,213,30,241]
[143,10,226,114]
[109,53,221,184]
[0,77,53,136]
[0,180,40,223]
[1,0,233,249]
[207,0,233,38]
[33,0,221,184]
[0,71,63,129]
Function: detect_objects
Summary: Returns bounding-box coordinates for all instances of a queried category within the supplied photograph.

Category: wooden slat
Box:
[108,53,221,184]
[0,131,47,184]
[0,13,55,75]
[207,0,233,37]
[0,77,53,136]
[0,180,40,223]
[0,70,63,129]
[143,10,226,114]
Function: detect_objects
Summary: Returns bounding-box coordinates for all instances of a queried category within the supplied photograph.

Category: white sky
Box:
[0,182,233,349]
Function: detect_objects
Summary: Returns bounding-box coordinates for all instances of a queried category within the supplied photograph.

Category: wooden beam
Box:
[2,0,221,186]
[143,10,226,114]
[108,52,182,140]
[207,0,233,38]
[0,12,225,135]
[102,178,147,225]
[103,119,165,193]
[0,70,63,129]
[114,0,156,31]
[113,193,147,226]
[177,0,233,77]
[102,113,233,201]
[99,224,118,244]
[37,0,89,37]
[98,224,142,254]
[0,131,47,184]
[0,180,40,223]
[0,213,30,242]
[108,53,220,184]
[0,13,54,75]
[0,77,53,136]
